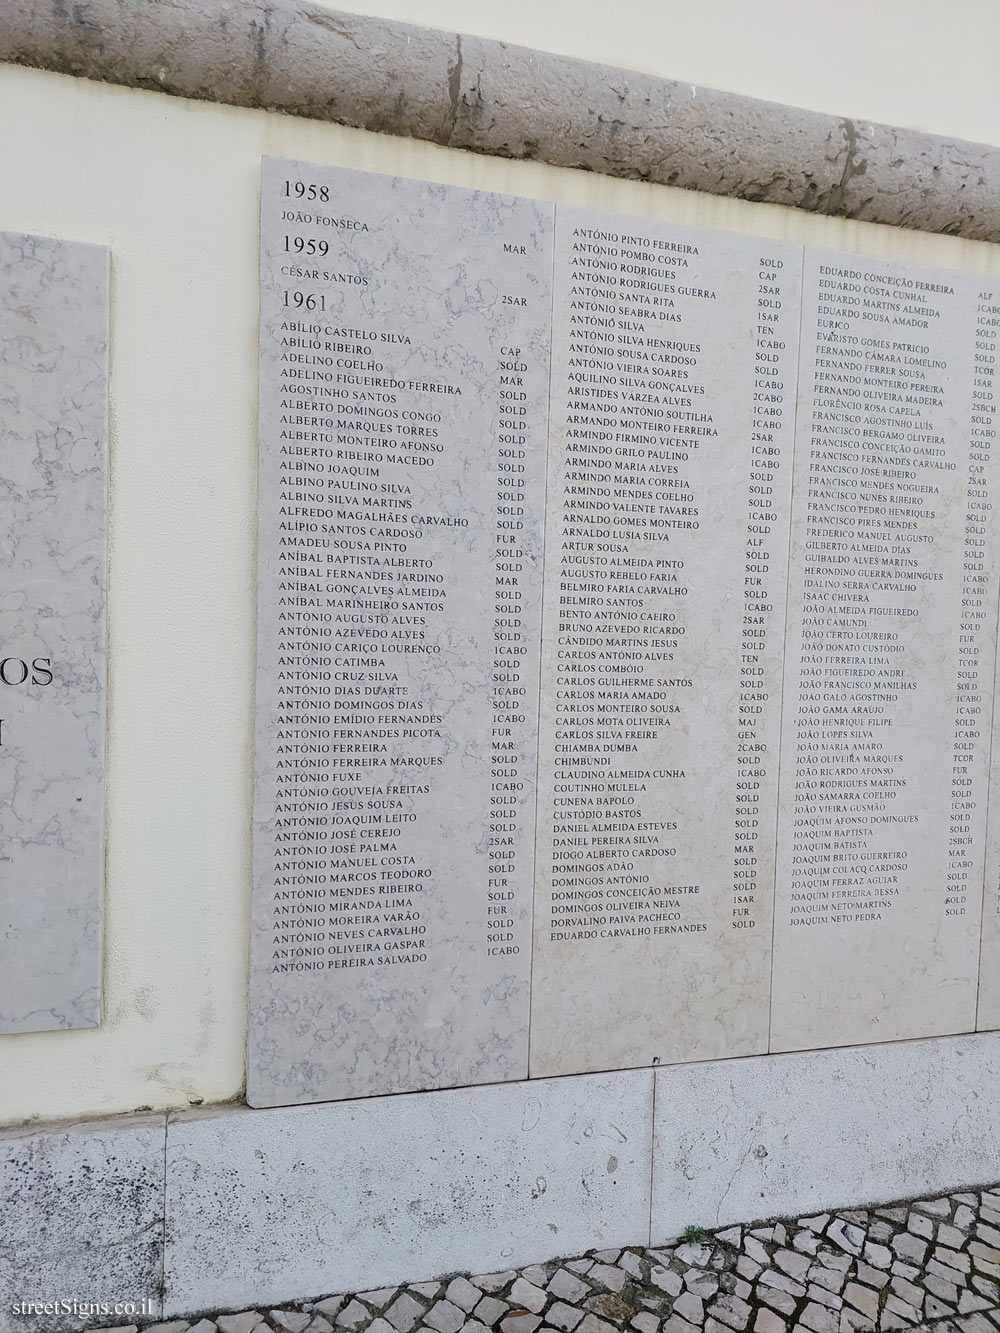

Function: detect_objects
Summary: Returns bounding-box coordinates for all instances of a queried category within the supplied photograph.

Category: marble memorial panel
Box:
[528,210,801,1076]
[253,158,1000,1102]
[250,159,553,1106]
[0,230,108,1035]
[975,281,1000,1033]
[770,251,1000,1051]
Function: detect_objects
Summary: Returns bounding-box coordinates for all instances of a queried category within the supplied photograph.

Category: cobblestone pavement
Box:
[98,1187,1000,1333]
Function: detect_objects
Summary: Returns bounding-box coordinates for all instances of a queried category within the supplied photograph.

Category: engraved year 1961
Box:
[283,291,327,311]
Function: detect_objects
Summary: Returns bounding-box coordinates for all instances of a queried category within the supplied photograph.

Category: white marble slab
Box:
[251,163,1000,1097]
[652,1033,1000,1237]
[771,252,999,1052]
[0,231,108,1034]
[976,282,1000,1033]
[528,210,801,1076]
[0,1114,165,1332]
[165,1069,653,1315]
[250,159,553,1105]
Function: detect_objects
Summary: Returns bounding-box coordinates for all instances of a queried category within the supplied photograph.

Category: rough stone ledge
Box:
[2,0,1000,241]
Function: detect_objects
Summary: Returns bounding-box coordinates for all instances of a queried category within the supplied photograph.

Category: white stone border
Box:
[2,0,1000,240]
[4,1033,1000,1328]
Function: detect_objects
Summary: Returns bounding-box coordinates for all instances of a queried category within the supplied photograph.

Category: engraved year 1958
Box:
[284,180,329,202]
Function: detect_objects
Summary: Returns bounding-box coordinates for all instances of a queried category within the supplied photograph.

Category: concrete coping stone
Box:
[0,0,999,240]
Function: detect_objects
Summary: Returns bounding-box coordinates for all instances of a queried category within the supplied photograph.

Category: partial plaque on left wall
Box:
[0,231,109,1033]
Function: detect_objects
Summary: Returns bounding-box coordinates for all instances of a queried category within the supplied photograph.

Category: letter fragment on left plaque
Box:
[0,231,109,1033]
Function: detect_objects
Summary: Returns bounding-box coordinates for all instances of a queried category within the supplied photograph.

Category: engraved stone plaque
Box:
[0,231,109,1034]
[250,160,553,1106]
[528,210,800,1076]
[253,158,1000,1104]
[770,252,1000,1051]
[974,282,1000,1033]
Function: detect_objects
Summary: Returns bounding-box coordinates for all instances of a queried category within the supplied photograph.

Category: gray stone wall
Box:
[2,0,1000,240]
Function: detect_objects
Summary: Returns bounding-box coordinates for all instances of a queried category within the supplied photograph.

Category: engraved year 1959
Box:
[284,236,329,257]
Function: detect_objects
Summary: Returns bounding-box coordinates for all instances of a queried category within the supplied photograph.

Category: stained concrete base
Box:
[4,1034,1000,1329]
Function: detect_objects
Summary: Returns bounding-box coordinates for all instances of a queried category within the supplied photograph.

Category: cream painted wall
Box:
[2,57,1000,1126]
[317,0,1000,147]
